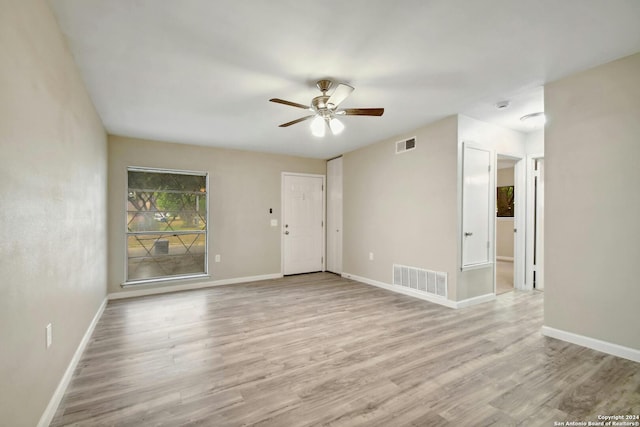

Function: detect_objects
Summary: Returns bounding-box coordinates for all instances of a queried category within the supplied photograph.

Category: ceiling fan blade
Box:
[269,98,310,110]
[279,115,315,127]
[327,83,354,108]
[341,108,384,116]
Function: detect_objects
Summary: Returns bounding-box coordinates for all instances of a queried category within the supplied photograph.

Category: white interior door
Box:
[462,143,494,268]
[513,158,525,289]
[326,157,343,274]
[535,159,545,290]
[282,173,325,275]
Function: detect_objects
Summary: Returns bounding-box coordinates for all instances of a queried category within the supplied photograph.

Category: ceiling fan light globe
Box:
[329,118,345,135]
[310,116,326,137]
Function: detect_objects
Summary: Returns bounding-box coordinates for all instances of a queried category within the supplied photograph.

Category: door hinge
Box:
[321,257,324,264]
[321,221,324,227]
[488,165,491,172]
[487,241,490,249]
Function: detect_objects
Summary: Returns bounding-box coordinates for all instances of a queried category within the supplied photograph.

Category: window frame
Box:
[124,166,209,286]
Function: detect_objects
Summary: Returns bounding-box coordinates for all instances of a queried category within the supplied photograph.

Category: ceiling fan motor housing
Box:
[312,95,333,116]
[316,79,333,93]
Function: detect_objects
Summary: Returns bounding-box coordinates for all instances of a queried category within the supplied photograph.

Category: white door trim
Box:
[525,153,544,290]
[513,158,526,290]
[326,157,343,274]
[281,172,326,275]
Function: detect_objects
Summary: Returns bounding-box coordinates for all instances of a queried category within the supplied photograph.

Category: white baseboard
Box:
[342,272,457,308]
[37,297,108,427]
[109,273,283,300]
[343,272,495,309]
[496,256,514,262]
[541,326,640,363]
[455,293,497,308]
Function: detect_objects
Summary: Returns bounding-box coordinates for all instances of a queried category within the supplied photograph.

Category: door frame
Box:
[525,153,544,290]
[326,156,343,274]
[281,172,326,275]
[460,141,495,271]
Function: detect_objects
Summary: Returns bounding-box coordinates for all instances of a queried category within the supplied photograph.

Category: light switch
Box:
[270,219,278,227]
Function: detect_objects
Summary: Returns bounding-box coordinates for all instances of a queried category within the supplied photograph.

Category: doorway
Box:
[281,173,325,275]
[496,157,517,294]
[494,154,525,294]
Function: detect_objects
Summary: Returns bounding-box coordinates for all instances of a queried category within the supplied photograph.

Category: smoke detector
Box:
[495,100,510,110]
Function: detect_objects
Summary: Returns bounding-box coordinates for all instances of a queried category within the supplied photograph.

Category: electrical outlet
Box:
[369,252,374,261]
[46,323,52,349]
[215,254,221,263]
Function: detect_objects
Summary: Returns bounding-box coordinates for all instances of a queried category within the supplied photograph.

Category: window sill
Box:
[122,273,210,288]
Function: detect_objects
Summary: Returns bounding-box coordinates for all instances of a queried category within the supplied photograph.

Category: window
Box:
[126,168,208,283]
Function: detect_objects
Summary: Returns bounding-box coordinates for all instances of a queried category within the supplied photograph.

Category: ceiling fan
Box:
[269,79,384,137]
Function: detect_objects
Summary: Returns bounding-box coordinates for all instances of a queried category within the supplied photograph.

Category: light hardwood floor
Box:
[51,273,640,426]
[496,261,514,295]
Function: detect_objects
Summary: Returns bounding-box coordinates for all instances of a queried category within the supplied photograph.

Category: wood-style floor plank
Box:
[50,273,640,426]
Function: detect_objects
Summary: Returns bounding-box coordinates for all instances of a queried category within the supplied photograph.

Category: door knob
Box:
[464,232,473,237]
[284,231,289,235]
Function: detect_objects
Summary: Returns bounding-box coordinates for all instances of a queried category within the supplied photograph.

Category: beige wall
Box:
[108,136,325,294]
[0,1,108,425]
[496,220,514,259]
[342,115,526,302]
[342,116,460,300]
[497,166,515,187]
[526,129,544,155]
[545,52,640,350]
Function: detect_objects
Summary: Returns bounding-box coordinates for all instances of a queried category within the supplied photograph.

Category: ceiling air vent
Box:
[395,137,416,154]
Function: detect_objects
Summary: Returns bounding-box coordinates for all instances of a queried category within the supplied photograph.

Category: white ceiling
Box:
[49,0,640,159]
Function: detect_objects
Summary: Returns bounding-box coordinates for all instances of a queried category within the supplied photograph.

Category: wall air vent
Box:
[395,137,416,154]
[392,264,447,298]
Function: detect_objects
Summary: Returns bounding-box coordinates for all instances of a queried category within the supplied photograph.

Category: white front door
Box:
[462,143,494,268]
[326,157,343,274]
[282,173,325,275]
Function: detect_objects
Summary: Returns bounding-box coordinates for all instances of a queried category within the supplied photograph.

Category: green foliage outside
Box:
[496,186,514,217]
[127,170,207,232]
